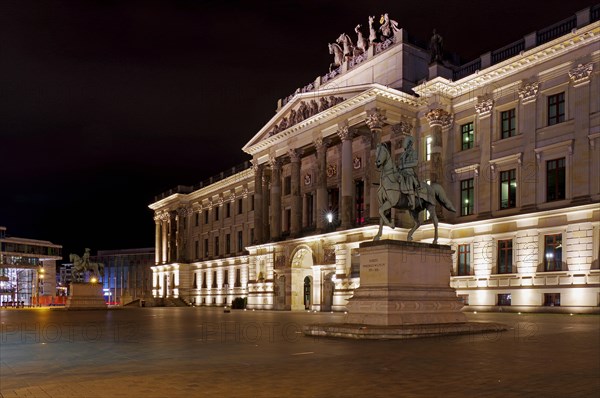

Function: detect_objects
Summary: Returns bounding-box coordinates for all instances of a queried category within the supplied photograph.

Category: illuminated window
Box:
[499,169,517,209]
[457,244,470,276]
[461,122,474,150]
[500,109,516,139]
[460,178,474,216]
[497,239,513,274]
[544,234,562,271]
[497,293,511,306]
[543,293,560,306]
[547,92,565,126]
[425,136,432,161]
[546,158,565,202]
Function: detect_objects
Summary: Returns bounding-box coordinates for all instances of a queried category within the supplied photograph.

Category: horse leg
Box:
[378,201,394,228]
[407,210,421,241]
[374,216,384,241]
[429,204,439,244]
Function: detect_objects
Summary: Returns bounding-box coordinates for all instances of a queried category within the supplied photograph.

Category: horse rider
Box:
[395,136,420,210]
[81,248,91,269]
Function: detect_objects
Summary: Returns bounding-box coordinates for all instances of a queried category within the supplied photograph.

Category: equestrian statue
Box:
[69,248,105,282]
[373,136,456,244]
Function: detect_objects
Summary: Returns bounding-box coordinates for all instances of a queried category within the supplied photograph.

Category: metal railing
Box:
[536,15,576,46]
[491,39,525,65]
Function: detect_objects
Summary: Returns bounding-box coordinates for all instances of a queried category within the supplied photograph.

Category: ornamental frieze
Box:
[269,96,344,137]
[392,121,412,136]
[326,163,338,177]
[568,63,593,86]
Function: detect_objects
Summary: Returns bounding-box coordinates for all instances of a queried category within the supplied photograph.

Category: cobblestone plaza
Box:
[1,308,598,397]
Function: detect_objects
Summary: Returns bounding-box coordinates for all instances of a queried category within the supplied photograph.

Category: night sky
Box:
[1,0,595,262]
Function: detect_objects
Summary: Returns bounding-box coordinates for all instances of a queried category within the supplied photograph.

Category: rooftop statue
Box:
[355,24,368,53]
[429,29,444,64]
[379,13,400,39]
[69,248,105,282]
[368,16,378,45]
[373,137,456,243]
[328,42,344,72]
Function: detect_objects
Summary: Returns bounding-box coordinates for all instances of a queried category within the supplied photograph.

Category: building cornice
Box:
[413,22,600,99]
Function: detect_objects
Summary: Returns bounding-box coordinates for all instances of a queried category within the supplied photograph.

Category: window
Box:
[224,270,229,288]
[194,240,199,259]
[328,188,339,212]
[425,136,432,161]
[355,180,365,225]
[544,234,562,271]
[235,268,241,287]
[457,244,470,276]
[202,272,207,288]
[306,193,314,227]
[214,236,219,256]
[285,209,291,232]
[204,211,209,224]
[543,293,560,307]
[195,213,199,227]
[204,238,208,257]
[238,198,243,214]
[284,176,291,196]
[215,207,220,221]
[499,169,517,209]
[226,203,231,218]
[497,239,513,274]
[500,109,516,139]
[547,92,565,126]
[460,178,474,216]
[237,230,243,252]
[497,293,511,306]
[461,122,474,150]
[212,271,217,288]
[251,195,255,211]
[225,234,231,254]
[193,273,198,289]
[546,158,565,201]
[250,228,254,245]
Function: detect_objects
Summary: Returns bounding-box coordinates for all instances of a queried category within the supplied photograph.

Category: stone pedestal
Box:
[66,283,107,310]
[345,240,466,325]
[304,240,506,339]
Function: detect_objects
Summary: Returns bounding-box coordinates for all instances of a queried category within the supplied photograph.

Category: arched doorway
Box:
[291,246,314,311]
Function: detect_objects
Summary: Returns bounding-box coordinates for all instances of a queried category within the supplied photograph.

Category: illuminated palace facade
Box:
[151,7,600,313]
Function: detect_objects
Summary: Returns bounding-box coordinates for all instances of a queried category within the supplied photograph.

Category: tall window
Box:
[546,158,566,201]
[204,238,208,257]
[224,270,229,288]
[251,195,255,211]
[499,169,517,209]
[238,198,243,214]
[250,228,254,245]
[237,230,243,252]
[460,178,474,216]
[544,234,562,271]
[500,109,516,139]
[497,239,513,274]
[212,271,217,288]
[306,193,314,227]
[215,207,219,221]
[214,236,219,256]
[225,234,231,254]
[194,240,199,259]
[327,188,339,224]
[284,176,291,195]
[547,92,565,126]
[235,268,241,287]
[285,209,291,232]
[195,213,199,227]
[204,211,209,224]
[457,244,470,276]
[226,203,231,218]
[355,180,365,225]
[425,136,432,161]
[461,122,474,150]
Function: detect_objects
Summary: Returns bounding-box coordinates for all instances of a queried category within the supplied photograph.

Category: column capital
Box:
[426,108,453,128]
[518,81,540,104]
[475,98,494,117]
[315,137,330,151]
[568,63,593,87]
[337,125,354,141]
[288,148,303,162]
[365,110,386,131]
[268,156,282,169]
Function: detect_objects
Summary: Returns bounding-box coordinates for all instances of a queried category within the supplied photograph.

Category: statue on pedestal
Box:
[69,248,105,282]
[379,13,400,39]
[429,29,444,64]
[373,138,456,243]
[355,24,368,53]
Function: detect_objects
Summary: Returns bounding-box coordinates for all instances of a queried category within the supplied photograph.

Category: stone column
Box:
[365,110,387,219]
[315,138,328,232]
[569,63,593,203]
[154,214,161,264]
[269,157,282,240]
[289,148,303,237]
[169,211,177,262]
[361,135,372,219]
[426,108,453,219]
[517,82,540,212]
[252,162,264,244]
[176,207,186,262]
[475,98,493,217]
[338,126,354,229]
[161,214,168,263]
[262,173,270,242]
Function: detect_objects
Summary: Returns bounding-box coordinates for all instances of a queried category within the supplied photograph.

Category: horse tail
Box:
[433,183,457,212]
